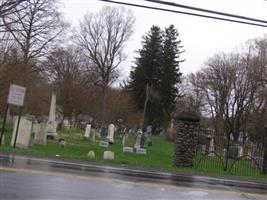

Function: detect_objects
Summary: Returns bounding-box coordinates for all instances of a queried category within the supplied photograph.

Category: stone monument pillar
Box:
[173,112,200,167]
[46,92,57,138]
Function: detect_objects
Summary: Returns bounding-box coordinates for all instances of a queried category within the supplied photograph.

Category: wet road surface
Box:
[1,153,267,200]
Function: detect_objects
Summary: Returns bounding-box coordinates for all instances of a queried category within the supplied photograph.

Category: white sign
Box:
[7,84,26,106]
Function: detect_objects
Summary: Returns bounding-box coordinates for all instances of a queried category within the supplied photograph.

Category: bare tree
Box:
[44,47,96,118]
[77,6,135,125]
[0,0,26,19]
[2,0,67,66]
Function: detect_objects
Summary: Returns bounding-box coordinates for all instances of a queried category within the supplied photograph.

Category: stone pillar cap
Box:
[175,111,200,122]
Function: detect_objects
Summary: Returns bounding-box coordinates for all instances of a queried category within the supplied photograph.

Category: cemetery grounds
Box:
[1,125,267,180]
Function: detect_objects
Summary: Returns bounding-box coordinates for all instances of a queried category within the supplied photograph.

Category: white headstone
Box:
[87,150,95,159]
[62,119,71,130]
[34,122,47,145]
[238,145,244,157]
[84,124,91,138]
[103,151,115,160]
[11,116,32,148]
[135,148,147,155]
[46,92,57,137]
[107,123,115,143]
[123,147,134,153]
[134,132,142,148]
[99,141,109,148]
[208,138,215,157]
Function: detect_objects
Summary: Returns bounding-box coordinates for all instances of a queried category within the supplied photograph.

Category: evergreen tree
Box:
[160,25,183,120]
[129,25,183,126]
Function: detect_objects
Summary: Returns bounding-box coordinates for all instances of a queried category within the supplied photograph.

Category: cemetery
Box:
[1,119,266,179]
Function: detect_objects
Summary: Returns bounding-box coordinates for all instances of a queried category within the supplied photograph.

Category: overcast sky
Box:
[60,0,267,82]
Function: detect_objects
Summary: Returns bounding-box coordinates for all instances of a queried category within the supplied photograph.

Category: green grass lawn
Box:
[1,125,266,180]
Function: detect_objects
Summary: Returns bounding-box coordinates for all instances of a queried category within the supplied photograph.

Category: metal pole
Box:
[0,104,9,145]
[13,106,23,148]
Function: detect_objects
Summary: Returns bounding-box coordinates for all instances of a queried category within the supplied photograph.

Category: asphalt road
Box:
[0,153,267,200]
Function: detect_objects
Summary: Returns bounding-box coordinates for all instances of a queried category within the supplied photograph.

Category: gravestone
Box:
[87,150,95,159]
[11,116,32,148]
[134,129,142,148]
[122,133,128,146]
[208,138,215,157]
[135,148,147,155]
[84,124,91,139]
[99,141,109,148]
[62,119,71,130]
[34,122,47,145]
[238,145,244,157]
[106,123,115,144]
[123,147,134,153]
[103,151,115,160]
[46,92,58,138]
[58,138,65,148]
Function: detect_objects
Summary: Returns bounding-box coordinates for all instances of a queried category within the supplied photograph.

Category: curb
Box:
[1,152,267,191]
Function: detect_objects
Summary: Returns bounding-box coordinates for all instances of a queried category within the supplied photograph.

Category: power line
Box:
[99,0,267,28]
[145,0,267,25]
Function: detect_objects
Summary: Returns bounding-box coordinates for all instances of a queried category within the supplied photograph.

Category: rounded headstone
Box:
[87,150,95,159]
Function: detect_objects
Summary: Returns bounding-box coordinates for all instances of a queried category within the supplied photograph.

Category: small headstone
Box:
[122,134,127,146]
[106,123,115,144]
[99,141,109,148]
[135,148,147,155]
[62,119,71,130]
[11,116,32,148]
[34,122,47,145]
[134,129,142,148]
[123,147,134,153]
[238,145,244,157]
[91,131,96,142]
[208,138,215,157]
[84,124,91,139]
[58,138,65,148]
[87,150,95,159]
[103,151,115,160]
[201,145,206,154]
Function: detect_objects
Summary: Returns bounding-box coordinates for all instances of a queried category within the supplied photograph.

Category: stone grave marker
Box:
[208,138,215,157]
[99,141,109,148]
[135,148,147,155]
[87,150,95,159]
[106,123,115,144]
[103,151,115,160]
[84,124,91,139]
[62,119,71,130]
[34,122,47,145]
[11,116,32,148]
[134,129,142,148]
[123,147,134,153]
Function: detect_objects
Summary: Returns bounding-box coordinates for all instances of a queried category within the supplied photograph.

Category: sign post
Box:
[0,104,9,145]
[0,84,26,147]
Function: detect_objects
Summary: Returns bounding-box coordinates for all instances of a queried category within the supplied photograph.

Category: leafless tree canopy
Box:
[2,0,67,64]
[77,6,135,88]
[77,6,135,125]
[187,38,267,142]
[0,0,26,19]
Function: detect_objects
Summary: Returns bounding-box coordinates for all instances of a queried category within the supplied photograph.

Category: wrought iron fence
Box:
[194,128,267,178]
